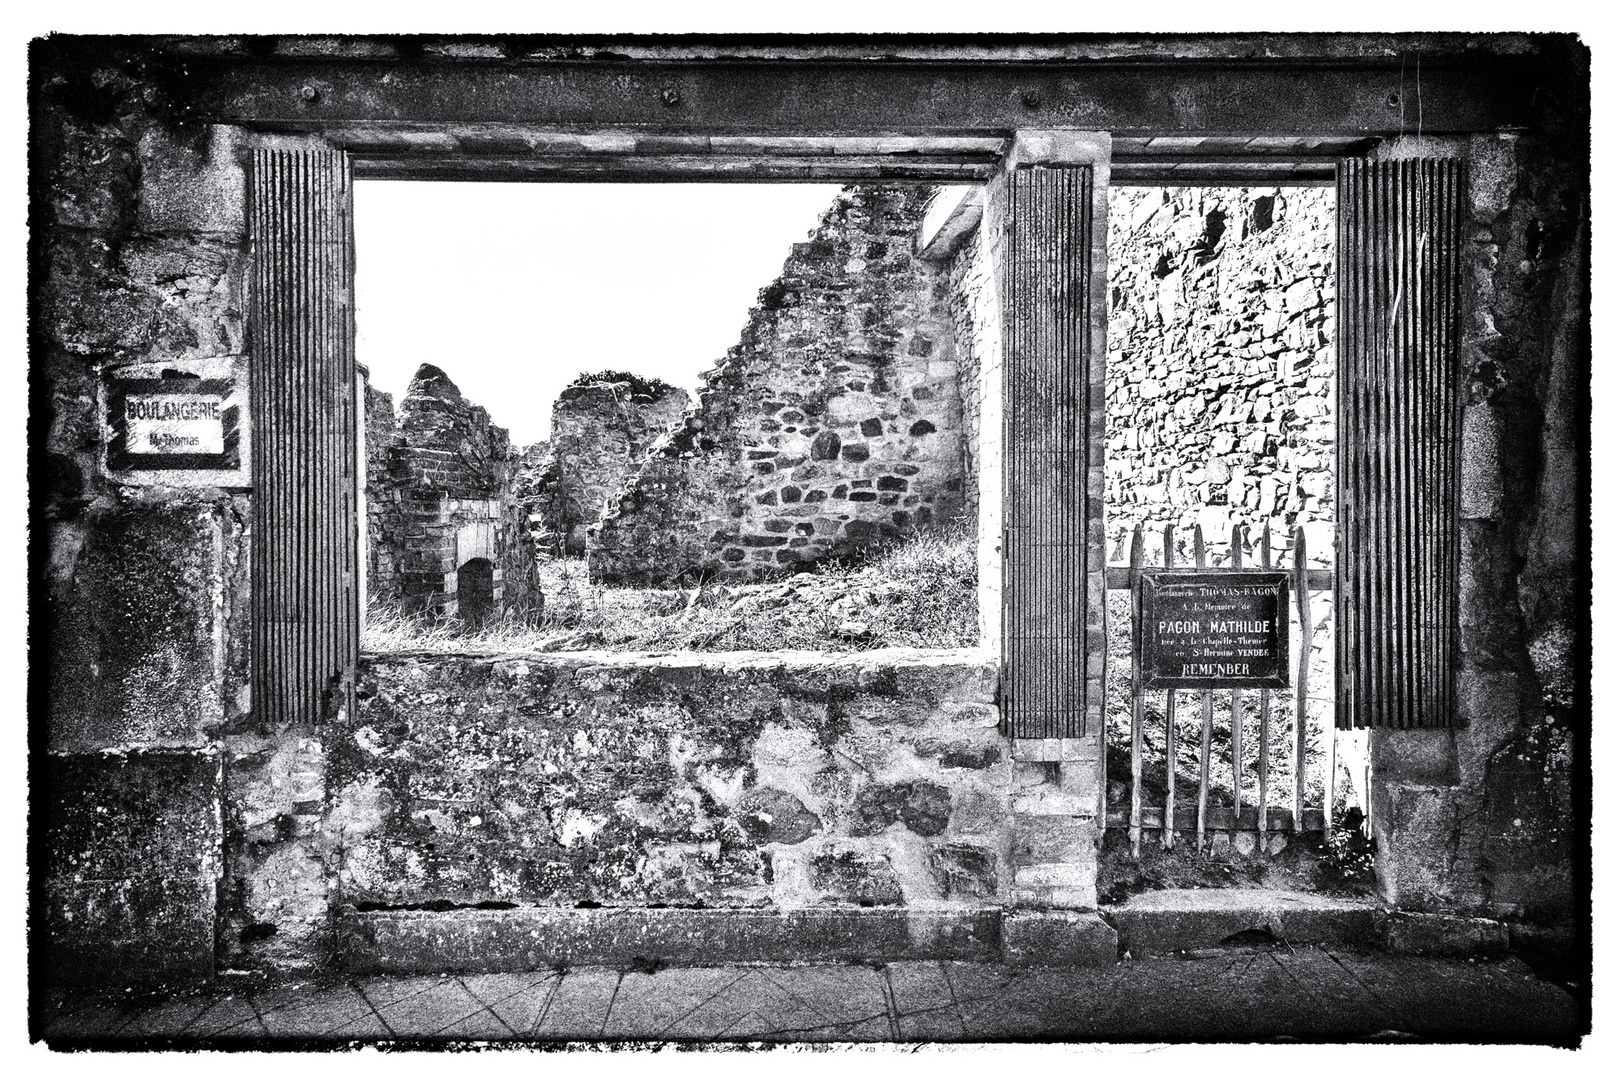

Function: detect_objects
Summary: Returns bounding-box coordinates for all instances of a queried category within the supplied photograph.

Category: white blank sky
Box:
[355,181,845,446]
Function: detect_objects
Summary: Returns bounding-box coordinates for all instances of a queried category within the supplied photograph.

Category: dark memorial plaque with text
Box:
[1137,570,1290,690]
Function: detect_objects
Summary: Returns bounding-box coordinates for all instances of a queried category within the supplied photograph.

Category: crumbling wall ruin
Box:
[341,649,1007,912]
[362,368,400,601]
[590,186,967,584]
[521,372,689,557]
[364,363,539,624]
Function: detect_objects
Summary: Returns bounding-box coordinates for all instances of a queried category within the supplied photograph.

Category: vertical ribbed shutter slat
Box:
[1002,163,1100,740]
[250,148,358,731]
[1335,157,1463,729]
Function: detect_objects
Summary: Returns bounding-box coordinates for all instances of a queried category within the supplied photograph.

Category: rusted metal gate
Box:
[1109,523,1337,856]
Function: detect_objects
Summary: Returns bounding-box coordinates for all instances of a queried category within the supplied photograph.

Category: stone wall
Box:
[590,186,967,584]
[365,363,540,624]
[362,369,400,603]
[340,650,1008,910]
[1105,186,1336,565]
[32,41,253,983]
[935,193,1005,652]
[523,373,689,557]
[945,222,993,520]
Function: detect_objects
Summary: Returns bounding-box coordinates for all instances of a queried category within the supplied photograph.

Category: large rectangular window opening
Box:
[354,181,988,656]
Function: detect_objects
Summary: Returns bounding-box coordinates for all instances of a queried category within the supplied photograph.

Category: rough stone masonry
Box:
[519,371,690,557]
[1105,186,1336,565]
[590,186,969,584]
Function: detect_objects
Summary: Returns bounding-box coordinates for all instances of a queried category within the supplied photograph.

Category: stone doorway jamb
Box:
[986,130,1112,910]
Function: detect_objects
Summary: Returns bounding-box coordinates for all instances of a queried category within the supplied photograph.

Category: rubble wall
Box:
[1105,185,1337,564]
[590,186,967,584]
[341,650,1010,910]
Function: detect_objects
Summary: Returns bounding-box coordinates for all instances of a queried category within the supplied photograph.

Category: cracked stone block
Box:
[929,842,999,899]
[851,780,953,837]
[40,750,222,986]
[49,501,234,753]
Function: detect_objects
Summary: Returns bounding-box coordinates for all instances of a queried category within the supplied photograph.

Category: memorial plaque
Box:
[106,377,240,471]
[1137,570,1290,689]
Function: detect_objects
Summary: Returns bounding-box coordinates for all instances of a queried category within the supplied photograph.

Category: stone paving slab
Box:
[955,970,1114,1039]
[1321,947,1576,1040]
[365,976,487,1038]
[602,967,748,1038]
[888,962,964,1040]
[1245,949,1395,1037]
[752,962,890,1026]
[32,947,1583,1047]
[191,994,271,1039]
[531,967,622,1040]
[463,971,559,1035]
[653,970,841,1040]
[255,983,379,1039]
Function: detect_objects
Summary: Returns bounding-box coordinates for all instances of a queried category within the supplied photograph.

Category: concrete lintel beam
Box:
[915,186,983,263]
[184,58,1537,137]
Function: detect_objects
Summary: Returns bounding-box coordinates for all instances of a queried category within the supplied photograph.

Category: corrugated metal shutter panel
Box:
[249,148,359,730]
[1336,157,1464,728]
[1001,162,1106,741]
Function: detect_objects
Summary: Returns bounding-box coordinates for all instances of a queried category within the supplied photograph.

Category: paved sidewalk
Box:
[35,945,1583,1047]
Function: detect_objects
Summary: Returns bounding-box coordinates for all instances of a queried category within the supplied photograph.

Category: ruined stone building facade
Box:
[374,184,1335,593]
[364,363,540,623]
[1104,186,1336,564]
[32,36,1585,994]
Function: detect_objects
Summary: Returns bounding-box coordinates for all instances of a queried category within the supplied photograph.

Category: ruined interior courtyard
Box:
[30,33,1587,1045]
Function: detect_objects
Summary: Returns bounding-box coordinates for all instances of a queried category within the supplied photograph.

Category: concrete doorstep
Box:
[1099,889,1380,958]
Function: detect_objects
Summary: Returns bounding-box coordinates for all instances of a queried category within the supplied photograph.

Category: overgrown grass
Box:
[363,523,979,654]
